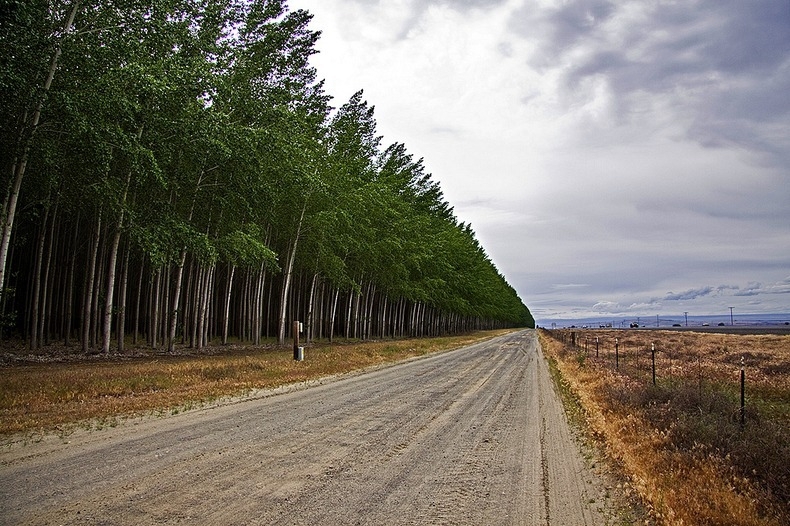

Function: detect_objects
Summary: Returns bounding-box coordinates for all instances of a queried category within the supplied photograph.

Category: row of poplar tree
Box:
[0,0,534,353]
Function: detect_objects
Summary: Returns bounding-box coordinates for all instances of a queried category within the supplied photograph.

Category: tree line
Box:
[0,0,533,353]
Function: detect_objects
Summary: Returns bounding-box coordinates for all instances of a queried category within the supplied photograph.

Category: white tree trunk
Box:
[82,213,101,353]
[278,202,306,345]
[167,249,188,353]
[306,272,318,343]
[30,205,50,349]
[117,244,129,352]
[222,264,235,344]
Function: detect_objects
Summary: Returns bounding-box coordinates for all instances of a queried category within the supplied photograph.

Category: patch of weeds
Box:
[576,351,587,368]
[91,415,120,431]
[200,364,239,381]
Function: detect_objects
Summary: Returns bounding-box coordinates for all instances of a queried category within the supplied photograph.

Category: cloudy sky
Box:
[287,0,790,324]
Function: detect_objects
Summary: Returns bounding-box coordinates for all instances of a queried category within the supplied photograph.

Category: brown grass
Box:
[540,329,790,526]
[0,331,512,436]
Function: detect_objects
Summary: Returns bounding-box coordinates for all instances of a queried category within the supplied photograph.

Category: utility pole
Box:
[684,311,688,327]
[729,307,734,326]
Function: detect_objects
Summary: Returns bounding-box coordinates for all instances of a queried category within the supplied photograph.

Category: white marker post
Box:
[293,321,304,361]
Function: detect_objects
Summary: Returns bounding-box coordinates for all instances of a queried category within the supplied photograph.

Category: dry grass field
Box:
[0,331,512,436]
[539,328,790,526]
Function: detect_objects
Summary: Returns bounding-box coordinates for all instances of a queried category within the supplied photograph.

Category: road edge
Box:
[537,332,655,525]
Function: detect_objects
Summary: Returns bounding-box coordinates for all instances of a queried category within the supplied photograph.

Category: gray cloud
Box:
[591,298,662,315]
[504,0,790,273]
[518,0,790,88]
[734,283,762,297]
[440,0,509,8]
[553,283,591,290]
[509,0,790,161]
[542,0,615,52]
[734,279,790,297]
[292,0,790,320]
[664,287,714,301]
[341,0,511,41]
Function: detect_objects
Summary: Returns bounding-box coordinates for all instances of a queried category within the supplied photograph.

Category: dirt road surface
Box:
[1,330,619,525]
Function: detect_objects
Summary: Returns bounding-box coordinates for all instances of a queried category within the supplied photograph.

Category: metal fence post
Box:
[740,356,746,429]
[651,342,656,385]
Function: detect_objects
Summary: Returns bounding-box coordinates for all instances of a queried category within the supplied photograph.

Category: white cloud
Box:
[592,301,621,313]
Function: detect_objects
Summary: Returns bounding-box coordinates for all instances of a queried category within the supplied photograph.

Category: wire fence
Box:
[540,328,790,521]
[544,329,755,426]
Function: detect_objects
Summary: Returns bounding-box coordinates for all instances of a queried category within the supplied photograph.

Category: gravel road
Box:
[1,330,618,525]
